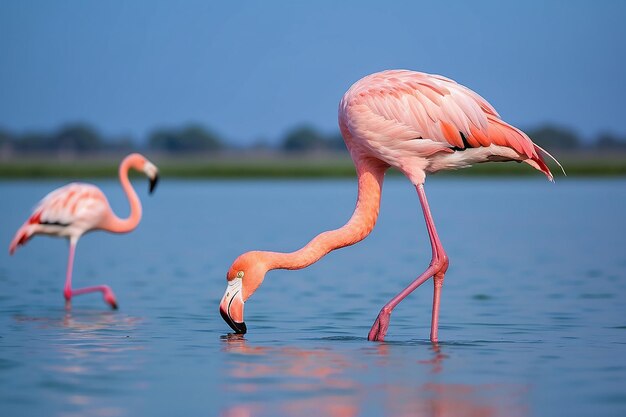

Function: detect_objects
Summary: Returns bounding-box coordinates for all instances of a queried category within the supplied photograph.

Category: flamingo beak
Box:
[219,278,247,334]
[143,161,159,194]
[149,174,159,194]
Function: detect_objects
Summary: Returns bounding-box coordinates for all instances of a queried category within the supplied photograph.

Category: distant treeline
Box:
[1,122,625,156]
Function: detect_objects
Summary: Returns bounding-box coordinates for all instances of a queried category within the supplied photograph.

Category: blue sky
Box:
[1,1,625,144]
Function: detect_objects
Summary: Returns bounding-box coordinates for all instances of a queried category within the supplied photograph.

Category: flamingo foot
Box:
[367,308,391,341]
[69,285,118,309]
[63,288,73,310]
[102,286,118,310]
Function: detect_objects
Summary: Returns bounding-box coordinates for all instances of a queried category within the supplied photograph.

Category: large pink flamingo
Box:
[220,70,563,341]
[9,153,159,309]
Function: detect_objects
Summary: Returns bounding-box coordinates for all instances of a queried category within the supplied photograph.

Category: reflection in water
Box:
[418,342,448,374]
[13,311,146,417]
[384,383,529,417]
[15,311,144,365]
[220,335,527,417]
[56,312,145,370]
[220,334,359,417]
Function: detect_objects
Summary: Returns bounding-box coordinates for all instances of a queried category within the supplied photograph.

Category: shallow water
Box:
[1,177,625,417]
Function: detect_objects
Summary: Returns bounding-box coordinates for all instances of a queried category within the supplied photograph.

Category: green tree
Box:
[281,125,329,152]
[326,133,347,152]
[595,132,626,150]
[148,124,223,153]
[53,123,103,153]
[0,128,12,146]
[14,131,53,152]
[106,135,136,153]
[526,125,580,149]
[0,128,14,157]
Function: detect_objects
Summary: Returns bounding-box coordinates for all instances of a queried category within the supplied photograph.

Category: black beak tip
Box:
[149,174,159,194]
[234,322,247,334]
[220,307,247,334]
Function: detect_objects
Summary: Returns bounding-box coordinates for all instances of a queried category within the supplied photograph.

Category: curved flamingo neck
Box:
[102,155,143,233]
[263,159,387,271]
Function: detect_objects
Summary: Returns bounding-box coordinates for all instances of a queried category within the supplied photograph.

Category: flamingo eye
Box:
[236,271,244,278]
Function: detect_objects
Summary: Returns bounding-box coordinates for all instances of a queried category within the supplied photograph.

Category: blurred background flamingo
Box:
[9,153,159,309]
[220,69,563,341]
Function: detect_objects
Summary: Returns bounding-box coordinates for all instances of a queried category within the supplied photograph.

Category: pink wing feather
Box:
[9,183,109,254]
[30,183,108,225]
[340,70,555,179]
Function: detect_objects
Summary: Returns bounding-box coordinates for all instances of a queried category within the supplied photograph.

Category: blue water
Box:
[1,178,625,417]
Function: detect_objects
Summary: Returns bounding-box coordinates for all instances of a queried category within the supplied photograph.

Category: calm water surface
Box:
[0,178,625,417]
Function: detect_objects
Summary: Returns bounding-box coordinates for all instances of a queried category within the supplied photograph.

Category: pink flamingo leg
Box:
[368,184,448,342]
[63,240,118,310]
[63,240,77,306]
[71,285,118,309]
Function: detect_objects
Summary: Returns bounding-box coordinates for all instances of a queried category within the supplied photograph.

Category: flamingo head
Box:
[142,159,159,194]
[123,153,160,194]
[219,251,268,334]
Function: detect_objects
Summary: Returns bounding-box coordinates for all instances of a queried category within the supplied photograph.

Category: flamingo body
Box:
[10,153,159,309]
[339,70,556,184]
[220,70,562,341]
[10,183,110,252]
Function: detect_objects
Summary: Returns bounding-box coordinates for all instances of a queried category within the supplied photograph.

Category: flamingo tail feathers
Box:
[9,207,47,255]
[483,115,564,182]
[9,223,35,255]
[534,143,566,177]
[522,144,565,183]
